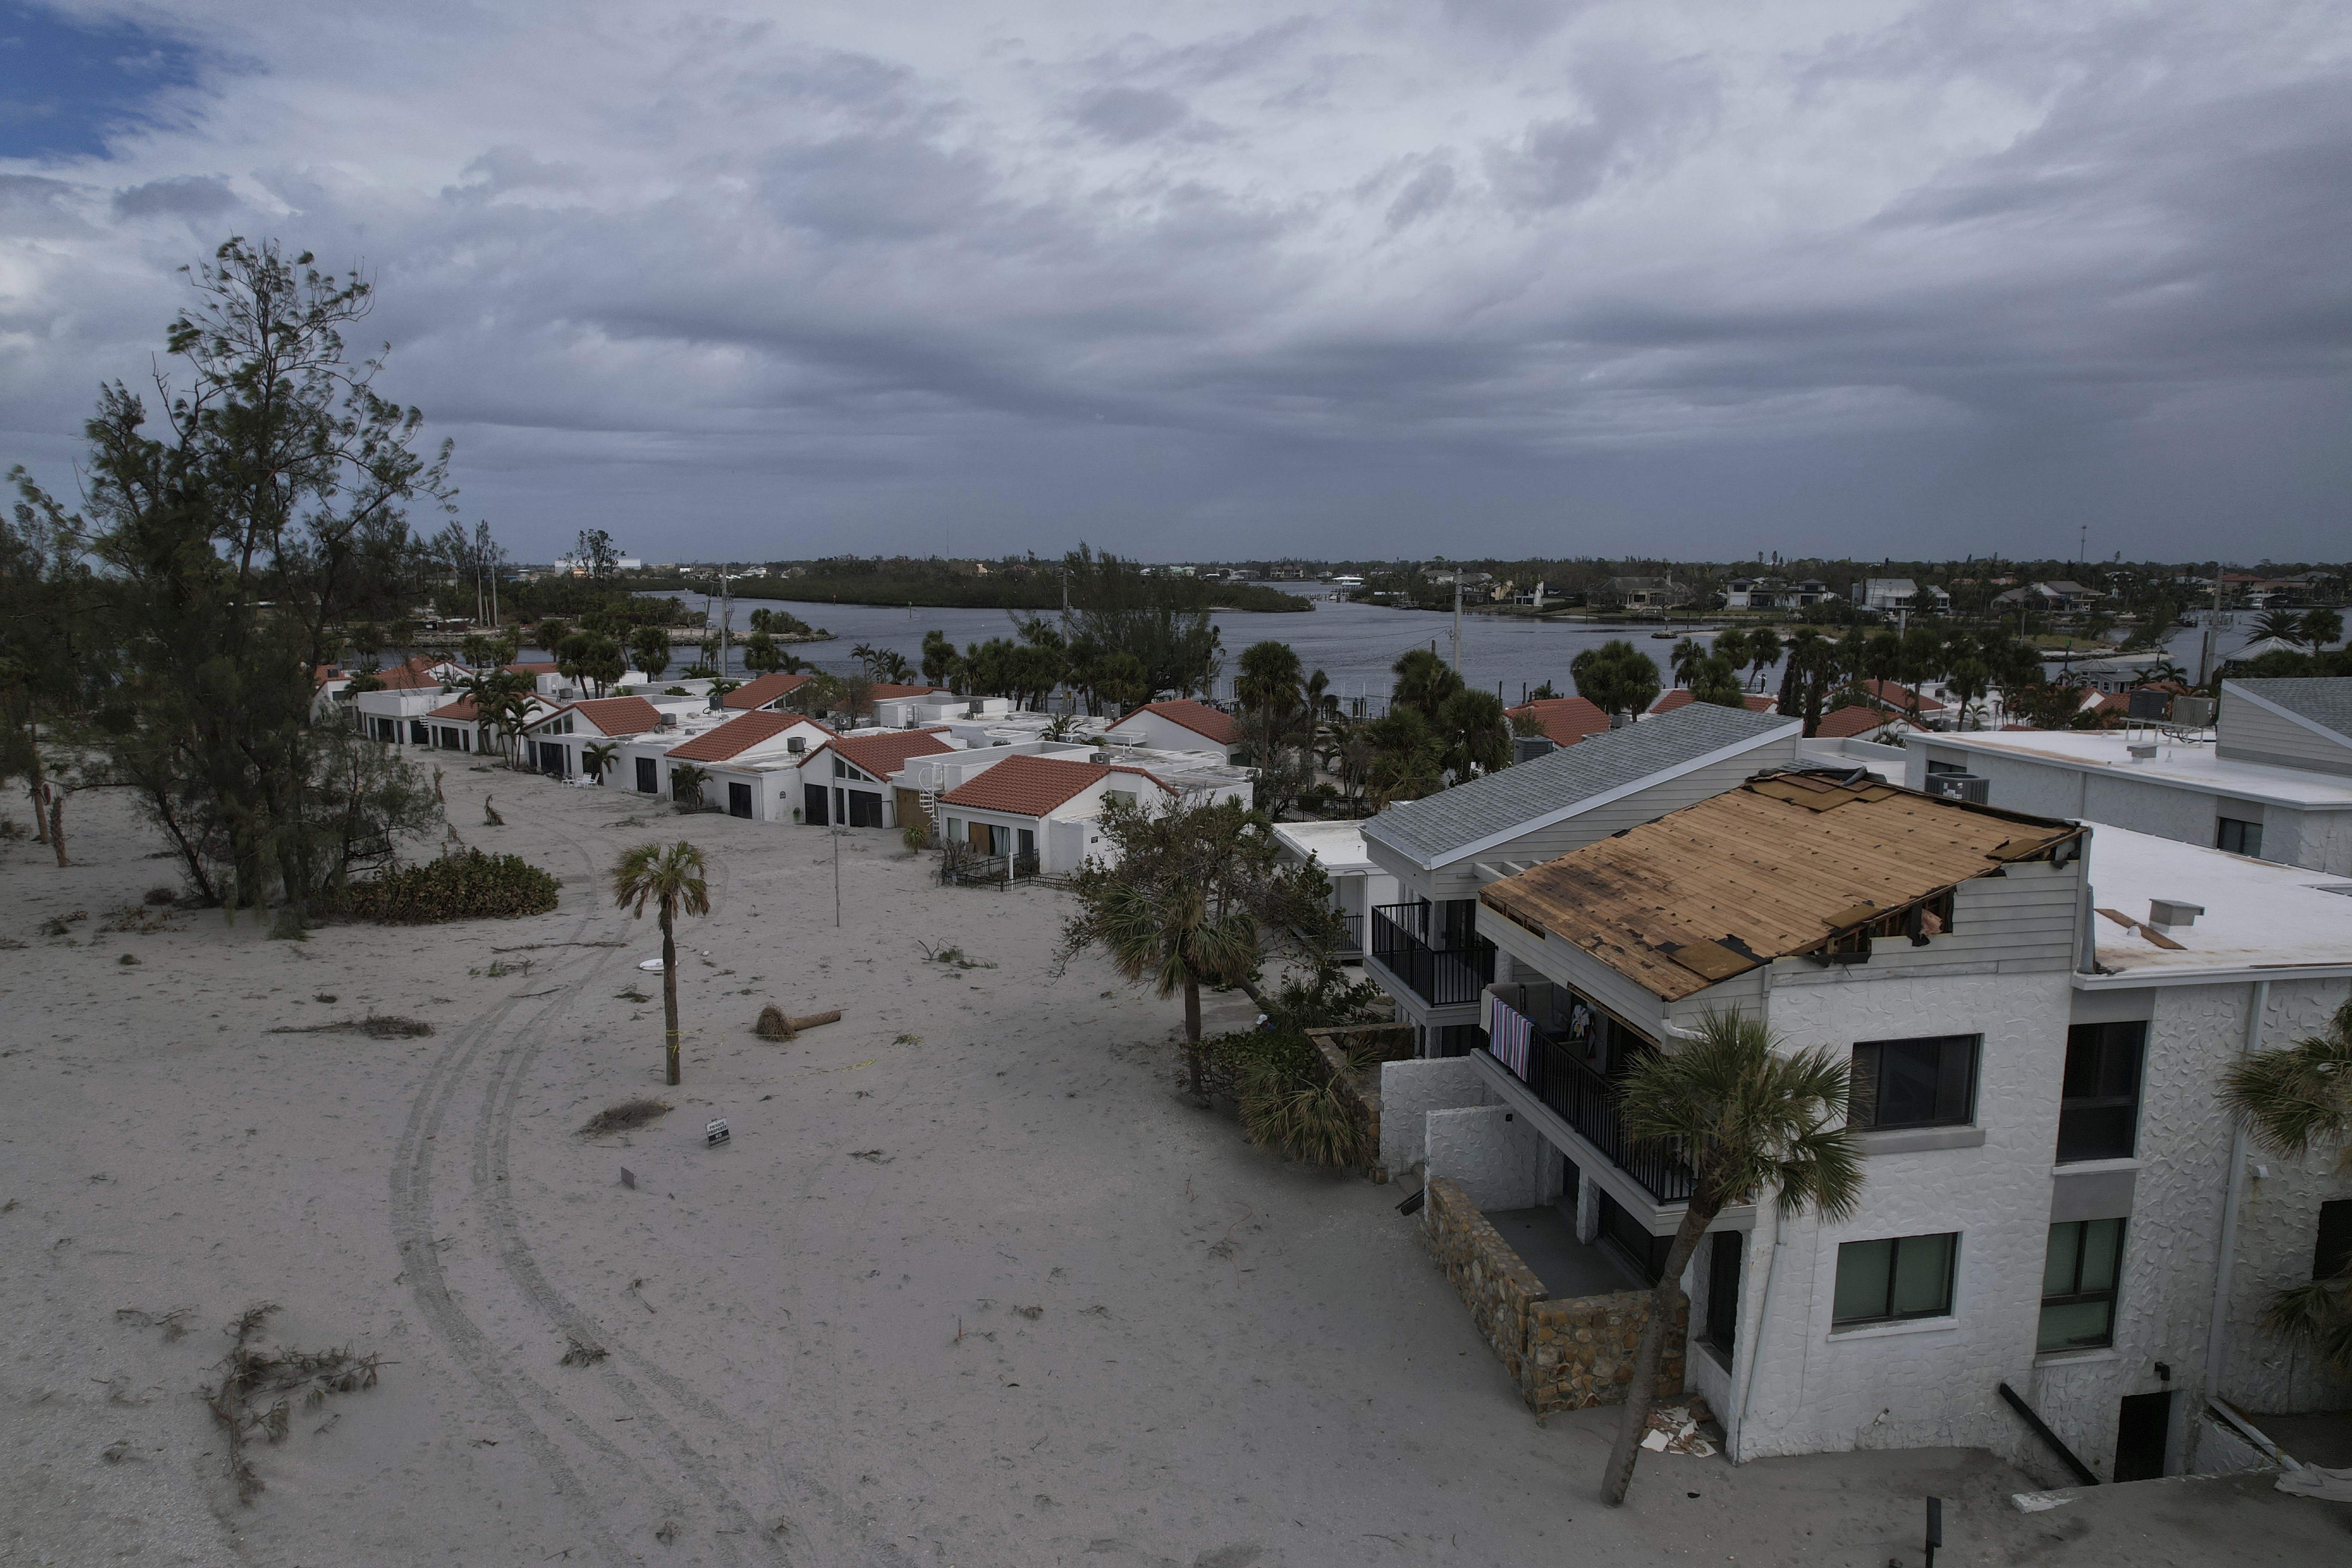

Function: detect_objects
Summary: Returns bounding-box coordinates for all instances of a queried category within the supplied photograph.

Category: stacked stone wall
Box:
[1305,1023,1417,1181]
[1421,1176,1686,1414]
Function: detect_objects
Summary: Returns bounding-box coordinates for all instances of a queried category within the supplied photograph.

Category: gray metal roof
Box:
[2230,678,2352,744]
[1362,703,1798,868]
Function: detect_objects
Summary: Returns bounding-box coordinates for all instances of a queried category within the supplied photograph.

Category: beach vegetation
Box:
[610,839,710,1086]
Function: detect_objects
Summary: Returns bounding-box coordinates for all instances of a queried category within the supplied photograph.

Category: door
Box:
[847,790,883,828]
[2113,1390,2173,1482]
[541,744,566,778]
[803,783,829,825]
[1706,1231,1741,1358]
[636,757,658,794]
[728,782,753,819]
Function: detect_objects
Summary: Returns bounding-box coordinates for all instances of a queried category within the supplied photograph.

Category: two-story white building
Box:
[1391,772,2352,1487]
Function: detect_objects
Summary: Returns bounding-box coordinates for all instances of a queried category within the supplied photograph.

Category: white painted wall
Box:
[1379,1057,1491,1176]
[1104,707,1235,758]
[1426,1105,1544,1210]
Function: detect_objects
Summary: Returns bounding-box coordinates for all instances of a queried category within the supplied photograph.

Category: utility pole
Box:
[1452,575,1463,677]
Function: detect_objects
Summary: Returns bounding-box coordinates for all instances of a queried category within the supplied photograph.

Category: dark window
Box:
[1706,1230,1741,1356]
[2058,1022,2145,1163]
[847,790,884,828]
[2039,1218,2125,1351]
[636,757,658,794]
[728,782,753,819]
[2316,1200,2352,1282]
[1926,759,1965,775]
[1598,1191,1673,1285]
[1832,1232,1957,1326]
[1852,1035,1978,1129]
[409,719,429,744]
[2216,816,2264,858]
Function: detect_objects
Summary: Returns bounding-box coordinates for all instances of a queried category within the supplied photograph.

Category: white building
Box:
[522,696,666,780]
[1359,704,1801,1057]
[1390,774,2352,1486]
[797,728,959,829]
[1906,677,2352,876]
[1102,699,1243,761]
[626,708,838,818]
[933,752,1245,875]
[1853,578,1952,613]
[1271,821,1401,961]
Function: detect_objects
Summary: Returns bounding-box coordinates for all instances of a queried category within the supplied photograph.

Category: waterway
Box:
[646,587,2255,706]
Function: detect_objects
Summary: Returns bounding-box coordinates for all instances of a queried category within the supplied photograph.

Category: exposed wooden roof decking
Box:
[1479,772,2081,1001]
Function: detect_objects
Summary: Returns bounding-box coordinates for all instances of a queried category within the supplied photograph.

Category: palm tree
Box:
[2301,608,2344,651]
[1059,799,1271,1105]
[1669,637,1707,688]
[610,841,711,1087]
[2254,606,2308,646]
[2221,998,2352,1378]
[1742,626,1782,692]
[582,741,619,784]
[669,762,711,810]
[1712,629,1749,687]
[628,625,672,685]
[1390,646,1464,719]
[1602,1008,1865,1506]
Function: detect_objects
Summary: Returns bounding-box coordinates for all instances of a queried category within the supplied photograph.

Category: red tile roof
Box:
[722,671,812,710]
[1109,698,1241,747]
[937,753,1172,818]
[812,727,957,782]
[505,662,559,675]
[1854,679,1947,713]
[427,696,484,722]
[1648,689,1779,717]
[1813,704,1910,740]
[665,709,833,764]
[547,696,663,736]
[373,656,454,692]
[1504,696,1611,746]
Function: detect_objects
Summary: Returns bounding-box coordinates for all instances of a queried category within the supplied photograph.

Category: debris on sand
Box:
[199,1304,383,1504]
[755,1006,841,1041]
[558,1334,609,1366]
[266,1015,435,1039]
[579,1098,672,1137]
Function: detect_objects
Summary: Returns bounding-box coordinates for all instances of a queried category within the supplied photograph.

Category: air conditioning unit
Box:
[1090,752,1110,764]
[2126,689,2171,722]
[2171,695,2215,728]
[1513,736,1557,764]
[657,713,677,729]
[1924,772,1990,805]
[787,736,804,753]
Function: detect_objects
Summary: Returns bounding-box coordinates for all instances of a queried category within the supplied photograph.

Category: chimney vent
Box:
[2150,898,2205,928]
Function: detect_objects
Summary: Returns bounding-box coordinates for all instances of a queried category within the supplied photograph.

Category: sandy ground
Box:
[3,772,2346,1567]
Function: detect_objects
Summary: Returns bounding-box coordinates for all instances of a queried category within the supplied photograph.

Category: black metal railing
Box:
[1489,1022,1695,1204]
[1369,903,1496,1007]
[1338,911,1363,952]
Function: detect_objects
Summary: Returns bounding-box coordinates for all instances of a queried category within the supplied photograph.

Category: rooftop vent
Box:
[658,713,677,729]
[1513,735,1557,765]
[1608,713,1629,730]
[2127,742,2157,761]
[1090,752,1110,764]
[787,736,804,753]
[2150,898,2205,928]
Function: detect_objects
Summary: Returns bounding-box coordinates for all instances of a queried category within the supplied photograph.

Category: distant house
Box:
[349,656,473,743]
[1995,581,2100,612]
[935,753,1220,875]
[799,727,959,828]
[1723,577,1787,609]
[1811,704,1918,742]
[1853,578,1951,613]
[1648,689,1779,717]
[1505,696,1612,746]
[1592,576,1690,610]
[867,684,958,726]
[524,696,666,779]
[1271,820,1402,961]
[1103,699,1244,760]
[639,708,836,818]
[720,671,812,711]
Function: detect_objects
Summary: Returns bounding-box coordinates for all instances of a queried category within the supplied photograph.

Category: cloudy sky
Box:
[3,1,2349,564]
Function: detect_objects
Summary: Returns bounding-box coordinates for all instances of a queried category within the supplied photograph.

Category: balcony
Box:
[1488,1020,1695,1205]
[1369,902,1496,1008]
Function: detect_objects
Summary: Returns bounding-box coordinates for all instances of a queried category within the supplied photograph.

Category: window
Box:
[2316,1200,2352,1283]
[1105,789,1138,809]
[1706,1231,1742,1357]
[1598,1191,1673,1285]
[1832,1232,1957,1326]
[2039,1218,2124,1351]
[1926,759,1965,775]
[1852,1035,1978,1129]
[2058,1022,2145,1164]
[2215,815,2264,859]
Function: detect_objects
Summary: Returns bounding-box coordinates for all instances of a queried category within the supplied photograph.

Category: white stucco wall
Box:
[1425,1105,1544,1211]
[1379,1057,1490,1176]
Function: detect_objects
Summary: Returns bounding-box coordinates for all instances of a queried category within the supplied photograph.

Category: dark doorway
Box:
[540,744,565,778]
[636,757,657,794]
[728,782,753,819]
[803,783,829,825]
[846,789,884,828]
[1707,1230,1742,1359]
[2114,1390,2174,1482]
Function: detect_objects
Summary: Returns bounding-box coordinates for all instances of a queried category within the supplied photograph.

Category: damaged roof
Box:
[1479,772,2081,1001]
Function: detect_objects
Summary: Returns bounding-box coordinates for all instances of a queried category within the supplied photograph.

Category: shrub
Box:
[1199,1026,1372,1167]
[328,850,560,923]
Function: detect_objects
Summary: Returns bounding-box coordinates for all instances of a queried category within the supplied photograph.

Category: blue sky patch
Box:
[0,2,202,160]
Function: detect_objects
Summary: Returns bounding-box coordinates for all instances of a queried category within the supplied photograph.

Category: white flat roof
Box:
[1928,729,2352,810]
[1272,820,1378,874]
[2081,825,2352,985]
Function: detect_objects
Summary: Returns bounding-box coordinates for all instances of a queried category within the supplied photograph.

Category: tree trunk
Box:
[29,776,49,845]
[47,790,66,867]
[1601,1192,1722,1507]
[1183,977,1205,1105]
[660,908,681,1087]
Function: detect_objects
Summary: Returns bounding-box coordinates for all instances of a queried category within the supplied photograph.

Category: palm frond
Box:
[2222,1002,2352,1166]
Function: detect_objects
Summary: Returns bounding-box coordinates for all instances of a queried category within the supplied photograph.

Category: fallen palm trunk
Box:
[755,1006,842,1041]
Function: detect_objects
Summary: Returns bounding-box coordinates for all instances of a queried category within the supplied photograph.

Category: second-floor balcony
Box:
[1369,901,1496,1008]
[1488,1014,1696,1206]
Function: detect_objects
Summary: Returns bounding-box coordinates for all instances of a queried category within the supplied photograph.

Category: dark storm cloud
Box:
[1,1,2349,562]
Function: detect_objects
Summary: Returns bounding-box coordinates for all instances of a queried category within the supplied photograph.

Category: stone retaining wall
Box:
[1304,1024,1417,1182]
[1421,1176,1686,1416]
